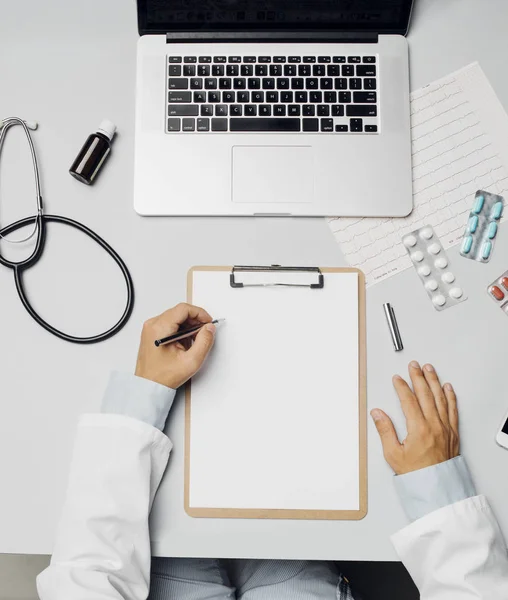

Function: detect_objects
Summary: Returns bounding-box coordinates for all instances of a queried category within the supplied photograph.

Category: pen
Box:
[154,318,225,347]
[383,303,403,352]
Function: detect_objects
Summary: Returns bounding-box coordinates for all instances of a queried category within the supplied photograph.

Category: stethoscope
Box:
[0,117,134,343]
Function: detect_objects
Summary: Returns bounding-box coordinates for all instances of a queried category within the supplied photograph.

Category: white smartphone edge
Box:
[495,409,508,449]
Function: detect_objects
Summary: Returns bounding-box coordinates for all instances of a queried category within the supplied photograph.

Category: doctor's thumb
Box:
[187,323,216,371]
[371,409,400,456]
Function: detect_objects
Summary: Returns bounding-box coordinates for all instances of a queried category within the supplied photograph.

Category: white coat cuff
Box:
[101,371,176,431]
[394,456,477,522]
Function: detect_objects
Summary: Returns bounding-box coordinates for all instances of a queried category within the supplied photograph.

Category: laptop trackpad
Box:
[232,146,313,204]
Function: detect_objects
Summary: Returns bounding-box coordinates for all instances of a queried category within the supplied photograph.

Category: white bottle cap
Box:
[97,119,116,141]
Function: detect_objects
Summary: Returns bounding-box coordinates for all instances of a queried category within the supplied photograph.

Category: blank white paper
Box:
[188,270,360,511]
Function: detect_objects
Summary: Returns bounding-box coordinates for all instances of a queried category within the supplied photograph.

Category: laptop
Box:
[134,1,414,217]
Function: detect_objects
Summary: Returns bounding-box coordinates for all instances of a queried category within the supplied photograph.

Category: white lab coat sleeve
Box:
[392,495,508,599]
[37,413,172,600]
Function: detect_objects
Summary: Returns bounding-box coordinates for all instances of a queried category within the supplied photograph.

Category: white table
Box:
[1,0,508,561]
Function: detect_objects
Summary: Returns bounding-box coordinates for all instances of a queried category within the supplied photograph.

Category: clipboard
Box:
[185,265,366,520]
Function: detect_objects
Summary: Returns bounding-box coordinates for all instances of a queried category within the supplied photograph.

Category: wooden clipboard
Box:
[185,265,367,520]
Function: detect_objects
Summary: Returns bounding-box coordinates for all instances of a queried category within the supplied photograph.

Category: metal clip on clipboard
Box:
[230,265,324,289]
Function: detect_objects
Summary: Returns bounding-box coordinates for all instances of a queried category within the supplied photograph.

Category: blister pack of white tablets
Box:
[402,226,467,311]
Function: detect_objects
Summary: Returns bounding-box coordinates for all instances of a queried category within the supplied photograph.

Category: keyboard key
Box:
[222,91,235,102]
[274,105,286,116]
[262,78,276,90]
[313,65,326,76]
[167,118,181,131]
[364,78,377,90]
[298,65,311,76]
[324,91,337,103]
[227,65,239,76]
[288,56,301,63]
[205,78,218,89]
[333,56,346,63]
[350,118,363,132]
[349,78,362,90]
[215,105,228,116]
[241,65,254,76]
[183,65,196,76]
[212,65,225,76]
[277,78,290,89]
[212,118,228,131]
[197,118,210,131]
[348,56,361,63]
[255,64,268,76]
[260,105,271,116]
[332,105,345,116]
[214,56,227,63]
[198,65,210,76]
[193,91,206,103]
[230,118,301,132]
[252,91,264,102]
[339,91,352,103]
[318,105,330,116]
[303,118,319,131]
[245,105,257,116]
[284,65,297,76]
[201,105,213,116]
[233,78,247,89]
[238,91,250,102]
[168,92,192,103]
[320,78,333,90]
[357,65,376,77]
[365,124,378,132]
[318,56,331,63]
[267,91,279,102]
[258,56,271,63]
[219,78,232,89]
[310,91,322,103]
[363,56,376,63]
[346,105,377,116]
[182,118,195,131]
[248,78,261,89]
[199,56,212,63]
[289,105,300,116]
[291,78,304,90]
[184,56,197,63]
[321,118,333,131]
[335,78,347,89]
[208,91,220,102]
[306,78,319,89]
[303,56,316,63]
[168,65,181,76]
[168,105,199,116]
[229,56,242,63]
[295,91,307,103]
[168,78,188,89]
[270,65,283,76]
[327,65,341,76]
[353,91,377,103]
[230,105,243,116]
[335,124,348,132]
[244,56,256,63]
[274,56,286,63]
[190,78,203,89]
[303,105,315,116]
[168,56,182,63]
[342,65,354,77]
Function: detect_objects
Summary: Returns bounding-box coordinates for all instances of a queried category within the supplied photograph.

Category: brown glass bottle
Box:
[69,119,116,185]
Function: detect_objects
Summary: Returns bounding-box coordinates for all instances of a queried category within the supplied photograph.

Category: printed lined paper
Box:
[327,63,508,286]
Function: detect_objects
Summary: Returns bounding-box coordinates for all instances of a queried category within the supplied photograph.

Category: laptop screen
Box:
[138,0,414,35]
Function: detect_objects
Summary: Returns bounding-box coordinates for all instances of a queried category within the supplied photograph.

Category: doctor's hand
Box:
[135,303,216,390]
[371,361,459,475]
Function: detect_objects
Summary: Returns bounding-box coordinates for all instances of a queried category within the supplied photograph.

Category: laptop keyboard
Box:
[166,55,378,134]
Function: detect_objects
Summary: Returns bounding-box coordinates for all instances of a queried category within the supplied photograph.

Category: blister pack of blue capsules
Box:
[460,190,504,262]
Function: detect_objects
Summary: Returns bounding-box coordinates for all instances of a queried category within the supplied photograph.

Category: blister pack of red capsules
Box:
[487,271,508,315]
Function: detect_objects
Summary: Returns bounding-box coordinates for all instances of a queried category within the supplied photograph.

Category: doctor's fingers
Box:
[157,303,212,331]
[444,383,460,443]
[408,361,441,423]
[392,374,424,427]
[422,364,450,426]
[183,323,216,375]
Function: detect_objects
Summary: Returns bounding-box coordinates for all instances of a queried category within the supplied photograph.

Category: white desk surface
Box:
[1,0,508,561]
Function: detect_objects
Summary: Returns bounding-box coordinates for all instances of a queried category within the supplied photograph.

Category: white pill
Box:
[418,265,431,277]
[442,272,455,284]
[503,303,508,314]
[411,250,424,262]
[428,243,441,255]
[449,287,463,299]
[435,257,448,269]
[426,279,438,291]
[404,235,417,248]
[420,228,433,240]
[432,294,446,307]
